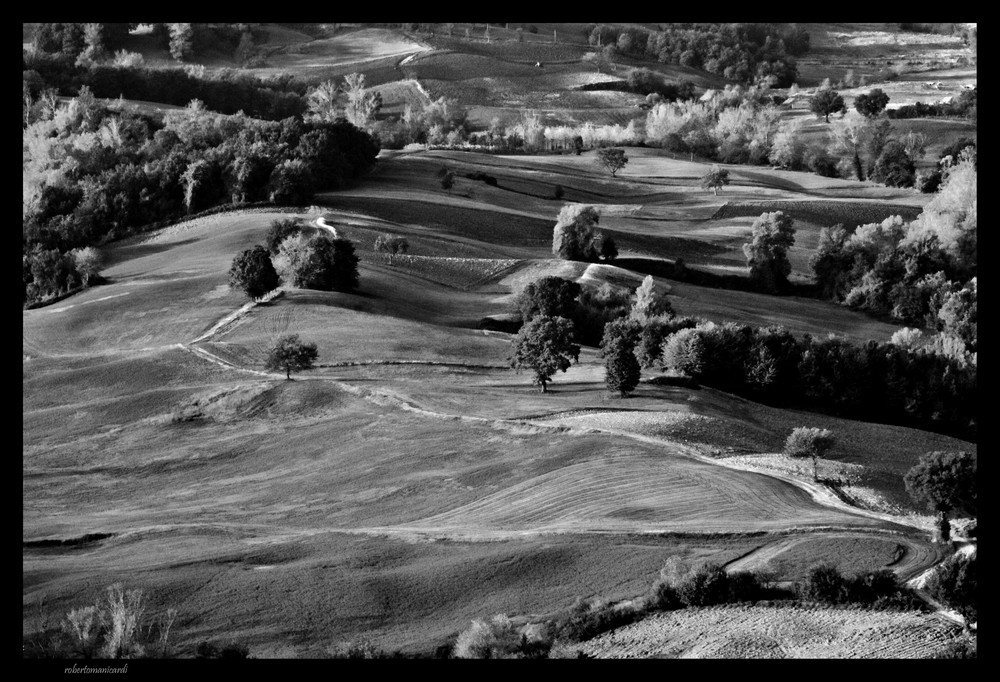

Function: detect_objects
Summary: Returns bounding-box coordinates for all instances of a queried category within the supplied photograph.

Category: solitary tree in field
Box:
[266,334,318,380]
[229,245,279,300]
[374,234,410,265]
[596,147,629,177]
[854,88,890,118]
[784,426,835,481]
[600,318,642,397]
[904,451,977,543]
[743,211,796,293]
[440,171,454,191]
[508,315,580,393]
[811,88,846,123]
[701,166,730,195]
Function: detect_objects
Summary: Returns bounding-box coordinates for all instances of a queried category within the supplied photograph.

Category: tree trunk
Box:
[853,153,865,181]
[812,455,818,482]
[936,510,951,544]
[286,367,291,380]
[540,377,547,393]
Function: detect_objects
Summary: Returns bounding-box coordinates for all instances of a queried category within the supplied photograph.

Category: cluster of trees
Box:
[30,23,265,67]
[659,319,976,440]
[586,23,808,87]
[24,49,308,121]
[230,219,360,300]
[743,211,796,293]
[551,205,618,263]
[811,149,976,360]
[510,273,680,396]
[23,87,377,307]
[887,87,976,121]
[644,84,786,165]
[797,563,918,609]
[371,94,470,149]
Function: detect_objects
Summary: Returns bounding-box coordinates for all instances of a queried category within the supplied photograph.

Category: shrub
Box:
[229,244,279,300]
[647,579,682,611]
[661,327,705,377]
[845,569,900,605]
[453,614,522,659]
[556,599,641,643]
[676,562,733,606]
[264,218,302,254]
[799,563,847,603]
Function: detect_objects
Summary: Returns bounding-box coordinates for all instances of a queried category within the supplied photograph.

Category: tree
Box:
[661,327,705,378]
[871,140,916,187]
[273,233,359,292]
[854,88,890,118]
[743,211,796,293]
[596,147,629,177]
[629,275,673,322]
[265,334,318,380]
[811,88,846,123]
[784,426,835,481]
[373,234,409,264]
[600,236,618,261]
[306,80,341,123]
[343,73,382,131]
[168,23,194,62]
[70,247,103,287]
[229,245,279,300]
[601,318,642,397]
[264,219,302,254]
[701,166,730,195]
[440,171,454,191]
[552,204,603,261]
[828,112,873,181]
[515,276,581,322]
[508,316,580,393]
[904,451,977,543]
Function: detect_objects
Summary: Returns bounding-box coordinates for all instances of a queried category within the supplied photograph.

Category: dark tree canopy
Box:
[229,244,279,299]
[905,451,977,516]
[264,218,303,254]
[508,315,580,393]
[700,166,730,195]
[516,276,581,322]
[265,333,318,379]
[871,140,916,187]
[854,88,890,118]
[811,88,846,122]
[596,147,629,177]
[600,318,642,397]
[552,205,604,262]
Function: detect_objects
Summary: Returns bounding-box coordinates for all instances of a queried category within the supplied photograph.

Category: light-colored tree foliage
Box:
[306,80,341,123]
[661,327,705,377]
[168,23,194,62]
[629,275,672,322]
[552,204,603,261]
[453,614,521,659]
[784,426,835,481]
[70,247,103,286]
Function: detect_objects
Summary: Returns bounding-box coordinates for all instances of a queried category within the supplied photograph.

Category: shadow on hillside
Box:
[106,237,202,266]
[613,257,817,298]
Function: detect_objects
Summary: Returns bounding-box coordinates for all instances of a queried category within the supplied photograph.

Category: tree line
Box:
[23,88,379,308]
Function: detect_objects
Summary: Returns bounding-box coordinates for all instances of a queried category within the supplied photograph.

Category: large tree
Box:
[743,211,796,293]
[273,232,359,292]
[266,334,319,380]
[229,245,279,300]
[516,276,581,322]
[595,147,629,177]
[811,88,846,123]
[854,88,890,118]
[601,318,642,397]
[508,315,580,392]
[552,204,603,261]
[904,450,977,543]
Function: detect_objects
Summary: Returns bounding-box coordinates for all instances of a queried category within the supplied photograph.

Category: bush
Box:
[229,244,279,299]
[676,562,731,606]
[264,218,302,254]
[556,599,641,643]
[799,563,847,603]
[453,614,549,659]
